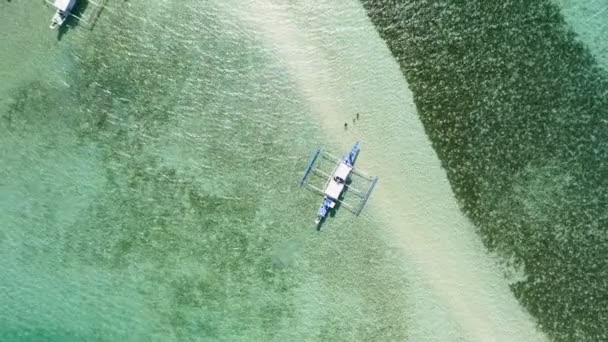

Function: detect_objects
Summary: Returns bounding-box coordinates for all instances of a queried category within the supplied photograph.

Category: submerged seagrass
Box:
[2,0,605,340]
[362,0,608,340]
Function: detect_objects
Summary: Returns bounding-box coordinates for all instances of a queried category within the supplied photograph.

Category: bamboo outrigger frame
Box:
[300,144,378,224]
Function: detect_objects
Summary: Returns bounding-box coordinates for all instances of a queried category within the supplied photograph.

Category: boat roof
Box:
[53,0,73,11]
[324,180,345,200]
[334,162,352,180]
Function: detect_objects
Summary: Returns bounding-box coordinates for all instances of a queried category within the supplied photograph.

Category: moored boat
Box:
[50,0,76,29]
[300,142,378,229]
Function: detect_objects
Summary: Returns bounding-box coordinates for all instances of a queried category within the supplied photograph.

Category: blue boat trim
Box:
[344,141,360,166]
[300,147,321,187]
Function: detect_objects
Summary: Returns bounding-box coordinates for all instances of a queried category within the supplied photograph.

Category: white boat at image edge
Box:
[300,142,378,229]
[50,0,76,29]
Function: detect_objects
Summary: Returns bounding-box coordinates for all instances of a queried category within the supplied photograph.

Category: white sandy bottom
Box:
[230,1,549,341]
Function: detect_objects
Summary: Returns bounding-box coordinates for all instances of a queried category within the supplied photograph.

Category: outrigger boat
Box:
[49,0,76,29]
[300,142,378,228]
[45,0,106,31]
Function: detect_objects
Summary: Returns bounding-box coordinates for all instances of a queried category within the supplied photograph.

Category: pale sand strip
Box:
[231,1,549,341]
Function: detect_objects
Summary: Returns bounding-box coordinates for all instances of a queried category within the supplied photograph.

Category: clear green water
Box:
[1,1,413,340]
[556,0,608,69]
[1,0,606,341]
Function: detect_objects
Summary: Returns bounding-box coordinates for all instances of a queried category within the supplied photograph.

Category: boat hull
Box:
[49,0,76,29]
[50,11,67,29]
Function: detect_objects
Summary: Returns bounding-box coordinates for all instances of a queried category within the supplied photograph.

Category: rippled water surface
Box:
[1,0,606,341]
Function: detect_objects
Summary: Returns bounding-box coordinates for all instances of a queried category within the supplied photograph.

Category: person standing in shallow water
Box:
[344,122,348,130]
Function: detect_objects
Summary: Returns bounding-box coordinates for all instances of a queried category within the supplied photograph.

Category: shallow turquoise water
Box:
[1,1,412,340]
[1,0,607,341]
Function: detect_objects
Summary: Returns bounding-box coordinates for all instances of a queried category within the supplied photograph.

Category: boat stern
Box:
[315,197,335,224]
[50,11,66,29]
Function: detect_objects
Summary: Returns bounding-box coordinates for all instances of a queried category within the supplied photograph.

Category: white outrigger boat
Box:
[45,0,106,31]
[300,142,378,228]
[49,0,77,29]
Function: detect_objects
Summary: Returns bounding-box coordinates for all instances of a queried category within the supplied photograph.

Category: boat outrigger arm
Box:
[300,142,378,227]
[45,0,106,30]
